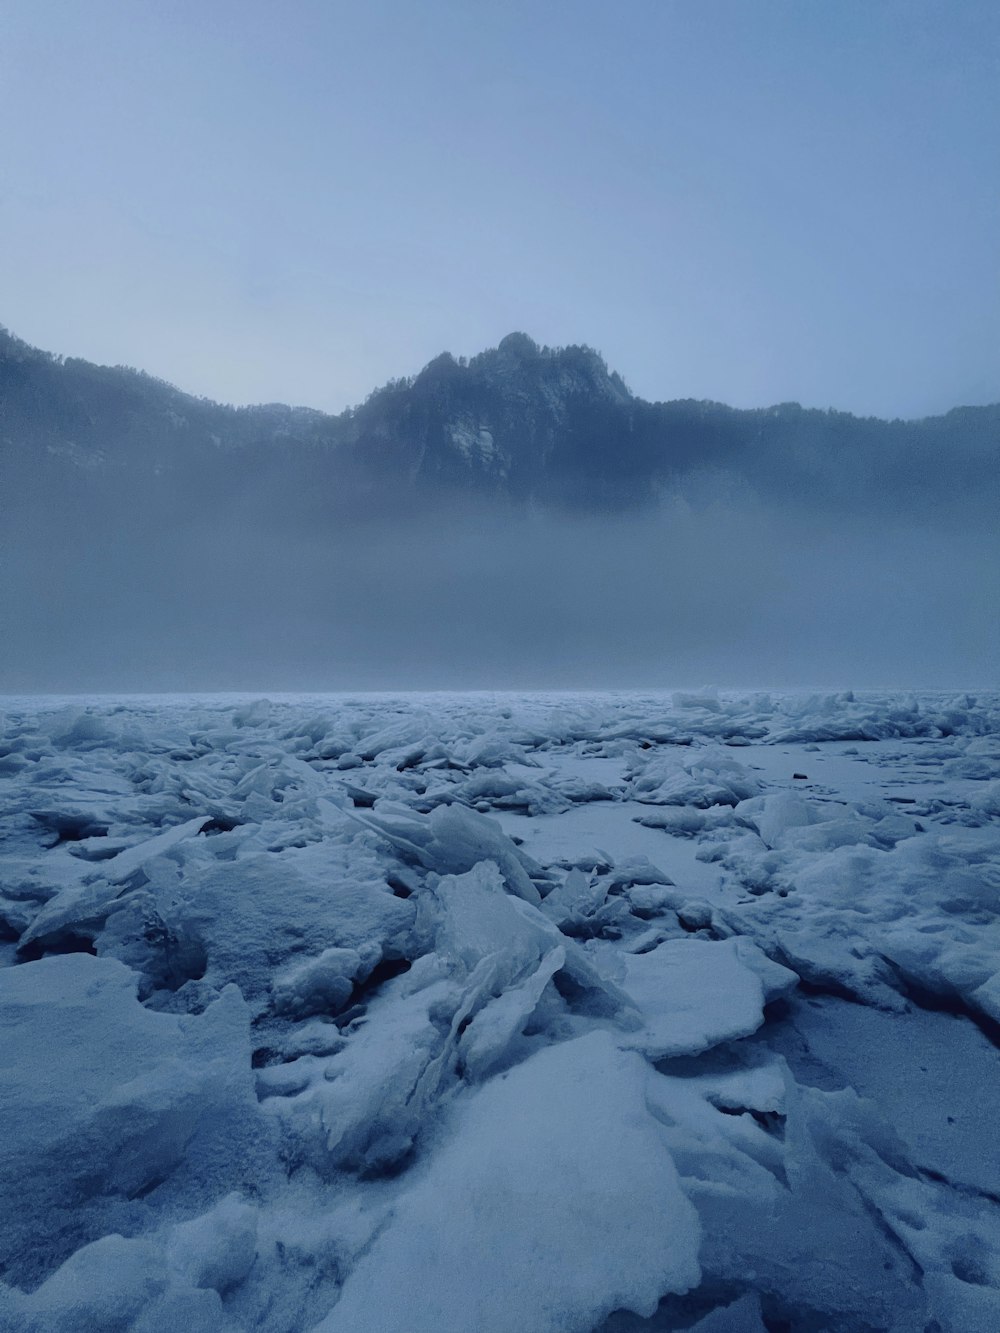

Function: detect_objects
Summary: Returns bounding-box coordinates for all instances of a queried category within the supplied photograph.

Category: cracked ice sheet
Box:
[3,690,1000,1332]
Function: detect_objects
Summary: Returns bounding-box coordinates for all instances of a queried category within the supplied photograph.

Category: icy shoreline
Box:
[1,690,999,1331]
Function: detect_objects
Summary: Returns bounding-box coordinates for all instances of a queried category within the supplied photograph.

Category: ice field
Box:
[1,690,999,1332]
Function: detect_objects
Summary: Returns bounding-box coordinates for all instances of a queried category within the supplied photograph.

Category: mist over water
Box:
[4,490,995,693]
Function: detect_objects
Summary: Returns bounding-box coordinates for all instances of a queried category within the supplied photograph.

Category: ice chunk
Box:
[621,937,795,1059]
[605,858,676,891]
[0,1235,173,1333]
[630,747,761,808]
[0,954,260,1288]
[736,791,816,849]
[104,815,212,883]
[969,971,1000,1024]
[165,1194,258,1293]
[263,969,456,1174]
[153,848,412,1003]
[16,875,134,954]
[458,946,564,1079]
[324,797,543,903]
[314,1032,700,1333]
[15,816,213,956]
[972,779,1000,816]
[271,946,365,1017]
[425,802,545,903]
[672,689,722,712]
[688,1293,767,1332]
[428,861,637,1021]
[3,1199,258,1333]
[648,1066,930,1332]
[428,861,552,976]
[42,707,118,749]
[539,866,606,925]
[265,862,635,1177]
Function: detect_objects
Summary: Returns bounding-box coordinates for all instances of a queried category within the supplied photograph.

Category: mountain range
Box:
[3,325,997,528]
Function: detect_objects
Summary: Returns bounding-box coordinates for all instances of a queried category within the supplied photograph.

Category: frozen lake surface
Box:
[1,690,999,1331]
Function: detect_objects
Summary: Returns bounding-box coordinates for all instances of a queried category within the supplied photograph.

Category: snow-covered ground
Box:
[1,690,999,1332]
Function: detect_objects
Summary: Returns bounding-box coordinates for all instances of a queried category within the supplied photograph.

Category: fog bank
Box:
[3,493,995,693]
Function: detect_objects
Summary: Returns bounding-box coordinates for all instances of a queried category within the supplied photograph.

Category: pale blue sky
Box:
[1,0,997,417]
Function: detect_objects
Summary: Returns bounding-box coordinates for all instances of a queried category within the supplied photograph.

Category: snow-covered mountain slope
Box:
[2,690,999,1331]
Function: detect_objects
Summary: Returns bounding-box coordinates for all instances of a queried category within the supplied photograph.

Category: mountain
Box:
[2,324,997,692]
[2,324,998,529]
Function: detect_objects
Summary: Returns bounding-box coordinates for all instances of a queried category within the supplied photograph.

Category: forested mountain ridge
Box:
[2,324,997,523]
